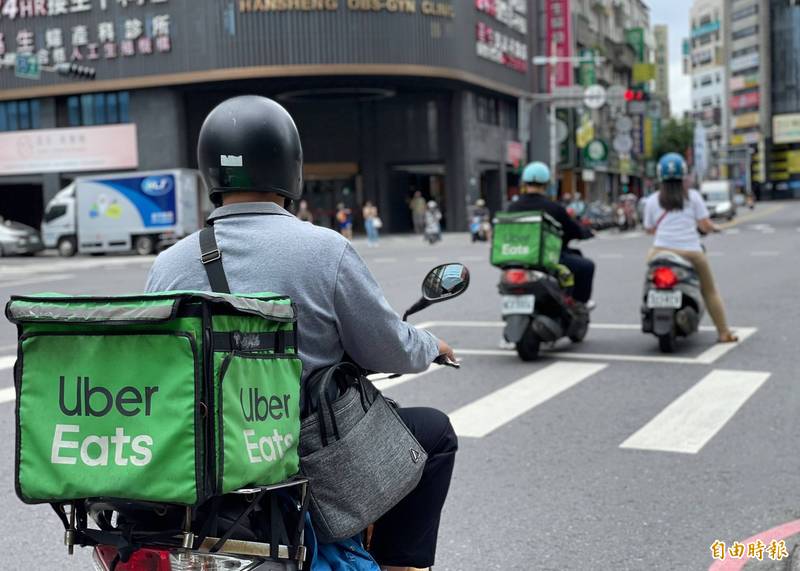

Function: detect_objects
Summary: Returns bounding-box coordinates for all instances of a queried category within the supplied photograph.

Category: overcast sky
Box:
[649,0,694,117]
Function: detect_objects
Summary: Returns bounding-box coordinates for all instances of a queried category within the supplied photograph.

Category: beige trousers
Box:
[648,247,731,336]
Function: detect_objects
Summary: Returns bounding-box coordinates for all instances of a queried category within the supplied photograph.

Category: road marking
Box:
[0,355,16,372]
[750,251,779,257]
[455,348,701,365]
[370,363,444,390]
[693,327,757,364]
[718,204,784,229]
[421,320,720,332]
[449,362,607,438]
[0,274,75,289]
[0,387,14,404]
[724,228,740,235]
[620,369,770,454]
[423,321,756,365]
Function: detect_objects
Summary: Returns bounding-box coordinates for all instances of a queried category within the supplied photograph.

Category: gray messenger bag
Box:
[298,362,427,543]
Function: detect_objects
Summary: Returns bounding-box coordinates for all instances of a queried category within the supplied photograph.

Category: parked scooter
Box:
[65,264,468,571]
[641,251,705,353]
[499,248,591,361]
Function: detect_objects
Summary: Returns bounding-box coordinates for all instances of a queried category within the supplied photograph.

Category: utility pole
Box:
[531,51,605,196]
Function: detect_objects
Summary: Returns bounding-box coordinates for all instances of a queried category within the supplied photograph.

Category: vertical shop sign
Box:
[546,0,573,88]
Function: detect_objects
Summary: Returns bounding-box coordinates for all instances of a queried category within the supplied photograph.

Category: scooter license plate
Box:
[502,295,535,316]
[647,290,683,309]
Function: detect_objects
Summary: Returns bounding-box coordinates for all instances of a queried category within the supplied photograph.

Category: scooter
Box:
[60,264,468,571]
[499,249,591,361]
[641,251,705,353]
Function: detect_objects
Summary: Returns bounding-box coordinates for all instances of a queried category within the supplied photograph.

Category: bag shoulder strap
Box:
[199,225,231,294]
[654,210,669,231]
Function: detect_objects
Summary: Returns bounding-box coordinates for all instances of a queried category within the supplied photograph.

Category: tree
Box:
[653,118,695,162]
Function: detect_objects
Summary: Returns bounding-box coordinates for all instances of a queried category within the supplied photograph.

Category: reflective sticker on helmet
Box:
[221,155,243,167]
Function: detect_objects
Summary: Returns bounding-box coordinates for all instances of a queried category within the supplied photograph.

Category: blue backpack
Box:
[306,516,380,571]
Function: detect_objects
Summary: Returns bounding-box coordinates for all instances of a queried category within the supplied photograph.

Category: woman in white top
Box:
[643,153,738,343]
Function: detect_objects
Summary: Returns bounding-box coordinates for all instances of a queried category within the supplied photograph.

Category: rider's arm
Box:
[643,197,657,234]
[553,204,586,242]
[690,190,718,234]
[333,243,442,374]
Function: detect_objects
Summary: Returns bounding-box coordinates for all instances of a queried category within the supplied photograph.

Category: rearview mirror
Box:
[403,263,471,321]
[422,263,470,301]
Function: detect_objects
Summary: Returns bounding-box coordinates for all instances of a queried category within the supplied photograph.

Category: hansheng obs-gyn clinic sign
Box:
[0,0,173,67]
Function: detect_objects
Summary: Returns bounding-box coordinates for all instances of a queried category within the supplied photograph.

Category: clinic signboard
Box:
[0,0,530,98]
[0,123,138,175]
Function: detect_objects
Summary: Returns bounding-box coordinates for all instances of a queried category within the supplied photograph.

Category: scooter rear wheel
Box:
[658,332,677,353]
[516,330,541,361]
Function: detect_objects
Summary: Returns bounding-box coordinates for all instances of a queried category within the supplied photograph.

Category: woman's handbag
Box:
[298,362,427,544]
[372,217,383,230]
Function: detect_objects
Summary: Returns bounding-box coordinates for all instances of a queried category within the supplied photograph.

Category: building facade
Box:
[724,0,770,191]
[653,24,670,117]
[687,0,726,180]
[766,0,800,197]
[0,1,540,232]
[558,0,656,202]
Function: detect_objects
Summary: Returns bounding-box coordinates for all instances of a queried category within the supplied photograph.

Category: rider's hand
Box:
[438,339,457,364]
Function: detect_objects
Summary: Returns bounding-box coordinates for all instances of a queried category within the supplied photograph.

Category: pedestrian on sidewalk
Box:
[410,190,426,234]
[296,199,314,223]
[336,203,353,241]
[363,200,381,247]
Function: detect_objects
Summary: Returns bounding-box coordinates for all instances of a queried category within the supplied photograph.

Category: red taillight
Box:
[652,267,678,289]
[94,546,171,571]
[503,269,530,285]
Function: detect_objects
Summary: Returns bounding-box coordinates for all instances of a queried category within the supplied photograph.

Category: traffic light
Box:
[624,88,650,102]
[55,62,97,80]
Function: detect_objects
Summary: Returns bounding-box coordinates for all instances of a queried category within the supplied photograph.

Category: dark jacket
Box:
[508,193,589,245]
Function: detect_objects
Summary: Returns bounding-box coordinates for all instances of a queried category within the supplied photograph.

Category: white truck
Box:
[42,169,208,256]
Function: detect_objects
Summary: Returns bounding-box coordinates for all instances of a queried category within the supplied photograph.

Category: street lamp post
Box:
[531,51,605,196]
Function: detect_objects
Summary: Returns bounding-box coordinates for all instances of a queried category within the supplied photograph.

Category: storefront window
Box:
[0,100,40,131]
[66,91,130,126]
[80,94,95,126]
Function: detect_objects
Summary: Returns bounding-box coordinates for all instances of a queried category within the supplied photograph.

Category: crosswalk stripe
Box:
[370,363,444,390]
[620,369,770,454]
[449,361,607,438]
[0,355,16,372]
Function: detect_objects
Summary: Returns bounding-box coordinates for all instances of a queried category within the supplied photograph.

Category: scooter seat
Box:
[649,251,694,270]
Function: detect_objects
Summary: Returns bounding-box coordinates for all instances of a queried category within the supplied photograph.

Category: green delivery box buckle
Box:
[18,333,200,505]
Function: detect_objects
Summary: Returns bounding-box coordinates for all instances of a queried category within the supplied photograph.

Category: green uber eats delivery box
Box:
[490,210,563,269]
[5,291,302,506]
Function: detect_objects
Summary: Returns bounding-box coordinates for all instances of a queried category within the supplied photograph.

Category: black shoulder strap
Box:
[199,226,231,294]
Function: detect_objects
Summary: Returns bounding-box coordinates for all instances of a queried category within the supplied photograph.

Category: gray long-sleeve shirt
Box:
[145,202,439,380]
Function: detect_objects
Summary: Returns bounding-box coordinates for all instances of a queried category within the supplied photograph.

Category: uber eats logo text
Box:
[239,388,294,465]
[51,376,158,467]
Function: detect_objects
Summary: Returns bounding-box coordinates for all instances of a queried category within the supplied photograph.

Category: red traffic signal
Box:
[625,89,649,102]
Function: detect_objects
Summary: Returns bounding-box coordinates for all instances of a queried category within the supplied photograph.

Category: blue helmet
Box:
[521,162,551,185]
[657,153,688,182]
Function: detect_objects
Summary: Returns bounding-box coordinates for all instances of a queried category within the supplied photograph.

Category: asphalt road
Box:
[0,202,798,570]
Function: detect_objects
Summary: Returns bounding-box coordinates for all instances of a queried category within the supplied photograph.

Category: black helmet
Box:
[197,95,303,206]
